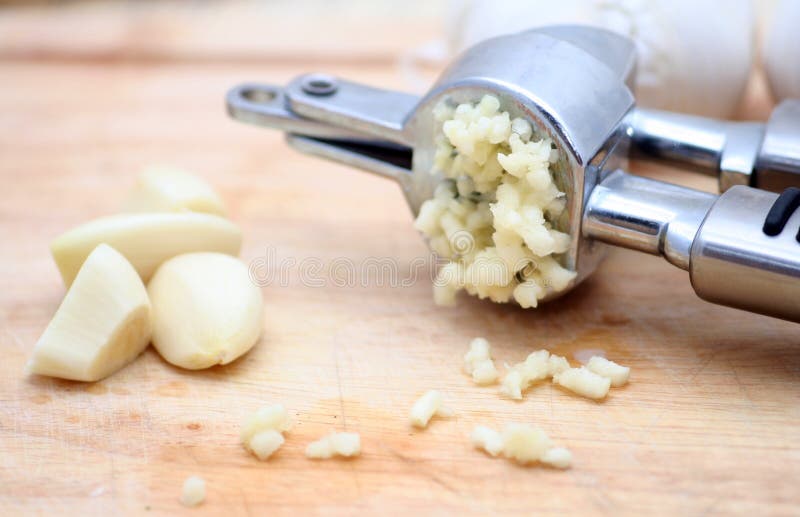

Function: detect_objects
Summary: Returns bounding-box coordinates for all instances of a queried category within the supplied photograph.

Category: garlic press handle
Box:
[226,76,418,181]
[628,99,800,193]
[690,185,800,322]
[585,171,800,322]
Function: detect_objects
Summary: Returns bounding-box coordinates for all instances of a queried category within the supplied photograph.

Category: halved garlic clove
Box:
[122,166,227,216]
[147,252,263,369]
[51,212,242,287]
[27,244,152,382]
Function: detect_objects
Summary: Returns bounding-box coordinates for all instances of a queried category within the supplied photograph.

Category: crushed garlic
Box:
[414,95,576,307]
[500,423,552,464]
[586,356,630,387]
[180,476,206,507]
[464,337,499,385]
[470,425,504,456]
[500,349,569,400]
[409,390,454,428]
[305,432,361,459]
[540,447,573,469]
[553,367,611,400]
[471,423,571,468]
[240,405,292,460]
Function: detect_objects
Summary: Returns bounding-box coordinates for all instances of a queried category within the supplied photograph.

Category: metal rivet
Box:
[301,74,338,96]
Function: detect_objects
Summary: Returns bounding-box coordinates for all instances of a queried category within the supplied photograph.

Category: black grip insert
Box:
[762,187,800,237]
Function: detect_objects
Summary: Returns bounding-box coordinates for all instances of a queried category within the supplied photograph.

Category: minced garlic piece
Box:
[415,95,576,308]
[305,432,361,459]
[247,430,285,461]
[471,425,504,456]
[586,356,630,387]
[409,390,454,428]
[471,423,571,468]
[540,446,572,469]
[500,349,569,400]
[240,404,292,460]
[553,367,611,400]
[180,476,206,507]
[501,423,552,464]
[464,337,498,385]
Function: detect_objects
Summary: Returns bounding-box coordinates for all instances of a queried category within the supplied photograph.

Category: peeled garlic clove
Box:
[122,165,227,216]
[51,212,242,287]
[27,244,151,382]
[147,252,263,369]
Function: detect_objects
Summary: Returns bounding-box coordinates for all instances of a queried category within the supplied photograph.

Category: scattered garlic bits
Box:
[180,476,206,507]
[409,390,454,428]
[553,367,611,400]
[540,447,573,469]
[240,405,292,461]
[470,425,504,457]
[123,166,227,216]
[27,244,152,382]
[305,432,361,459]
[586,356,630,387]
[414,95,576,307]
[471,424,571,469]
[500,349,569,400]
[463,337,498,385]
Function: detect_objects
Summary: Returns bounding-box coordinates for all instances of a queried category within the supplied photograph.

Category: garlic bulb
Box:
[444,0,754,118]
[763,0,800,101]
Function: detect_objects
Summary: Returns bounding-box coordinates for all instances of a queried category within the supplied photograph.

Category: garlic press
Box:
[226,25,800,323]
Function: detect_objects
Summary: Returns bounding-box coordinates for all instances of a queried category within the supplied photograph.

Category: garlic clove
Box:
[27,244,151,382]
[147,252,263,370]
[51,212,242,287]
[122,165,227,216]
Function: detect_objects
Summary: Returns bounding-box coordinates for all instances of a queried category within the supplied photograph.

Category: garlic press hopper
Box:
[227,26,800,323]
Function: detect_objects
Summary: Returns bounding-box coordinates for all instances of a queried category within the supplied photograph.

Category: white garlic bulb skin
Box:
[445,0,754,118]
[763,0,800,101]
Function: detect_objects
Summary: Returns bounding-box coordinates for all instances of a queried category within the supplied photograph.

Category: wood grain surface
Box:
[0,2,798,516]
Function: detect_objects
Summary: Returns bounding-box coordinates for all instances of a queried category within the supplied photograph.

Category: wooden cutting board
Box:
[1,2,798,515]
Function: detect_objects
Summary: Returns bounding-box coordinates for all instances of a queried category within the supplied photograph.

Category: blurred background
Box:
[0,0,796,120]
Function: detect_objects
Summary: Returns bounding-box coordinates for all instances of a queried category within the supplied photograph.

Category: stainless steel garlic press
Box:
[226,25,800,323]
